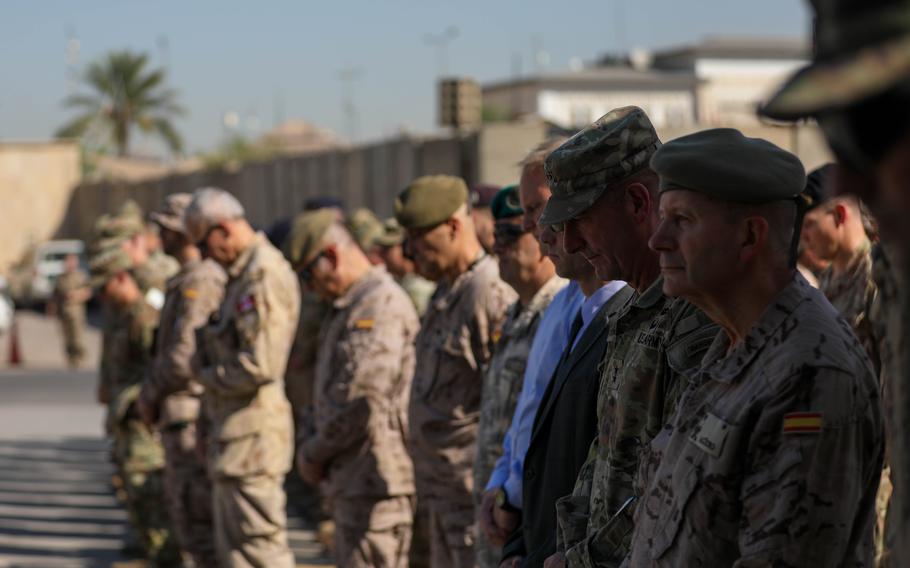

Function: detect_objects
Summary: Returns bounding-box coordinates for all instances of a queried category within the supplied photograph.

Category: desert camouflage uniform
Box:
[560,278,717,567]
[871,244,905,567]
[286,291,329,427]
[819,241,879,372]
[140,258,226,567]
[53,269,89,367]
[473,275,565,568]
[399,272,436,317]
[623,275,883,567]
[196,233,300,568]
[108,297,180,566]
[302,266,419,568]
[409,253,516,568]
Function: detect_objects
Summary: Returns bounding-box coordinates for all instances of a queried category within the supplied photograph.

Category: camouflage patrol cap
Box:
[651,128,806,203]
[539,106,661,225]
[149,193,193,235]
[89,246,134,289]
[373,217,406,248]
[761,0,910,120]
[394,175,469,229]
[346,208,384,251]
[491,185,523,220]
[90,213,145,253]
[283,209,336,267]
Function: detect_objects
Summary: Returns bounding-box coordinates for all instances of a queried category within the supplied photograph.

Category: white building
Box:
[481,37,808,129]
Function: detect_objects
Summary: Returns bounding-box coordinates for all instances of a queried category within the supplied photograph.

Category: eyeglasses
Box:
[493,223,528,246]
[549,221,565,233]
[297,251,325,282]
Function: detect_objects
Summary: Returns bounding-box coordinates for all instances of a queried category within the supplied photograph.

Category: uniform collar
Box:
[505,275,567,333]
[431,253,490,311]
[227,232,264,279]
[333,265,387,310]
[701,273,812,384]
[631,276,665,310]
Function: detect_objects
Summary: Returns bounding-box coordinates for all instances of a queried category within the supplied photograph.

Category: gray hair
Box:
[519,136,569,170]
[185,187,245,236]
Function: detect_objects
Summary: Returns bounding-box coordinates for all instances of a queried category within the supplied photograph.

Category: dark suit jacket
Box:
[502,285,634,567]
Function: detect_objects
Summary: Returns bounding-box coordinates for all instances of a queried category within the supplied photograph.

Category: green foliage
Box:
[481,104,511,123]
[56,50,185,157]
[199,134,281,171]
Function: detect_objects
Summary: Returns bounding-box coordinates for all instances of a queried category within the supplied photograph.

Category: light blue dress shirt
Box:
[485,280,627,507]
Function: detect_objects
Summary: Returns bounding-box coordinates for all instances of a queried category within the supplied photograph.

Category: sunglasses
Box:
[297,250,325,282]
[493,223,528,246]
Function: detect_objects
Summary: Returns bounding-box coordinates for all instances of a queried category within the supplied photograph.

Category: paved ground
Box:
[0,311,330,567]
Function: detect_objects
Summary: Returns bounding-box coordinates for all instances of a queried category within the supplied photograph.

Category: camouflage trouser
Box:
[877,466,894,567]
[116,419,181,567]
[213,474,295,568]
[60,311,85,365]
[333,495,414,568]
[409,497,431,568]
[426,496,477,568]
[161,423,216,567]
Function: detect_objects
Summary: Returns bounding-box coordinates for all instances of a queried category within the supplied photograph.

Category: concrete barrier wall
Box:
[52,122,831,245]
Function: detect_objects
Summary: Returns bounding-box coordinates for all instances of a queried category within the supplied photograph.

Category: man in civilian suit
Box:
[498,154,633,568]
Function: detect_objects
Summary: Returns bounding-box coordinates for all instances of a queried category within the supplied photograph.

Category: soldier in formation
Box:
[51,252,90,368]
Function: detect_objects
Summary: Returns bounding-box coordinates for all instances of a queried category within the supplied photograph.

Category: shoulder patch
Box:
[183,288,199,300]
[236,294,256,314]
[782,412,823,434]
[354,319,375,330]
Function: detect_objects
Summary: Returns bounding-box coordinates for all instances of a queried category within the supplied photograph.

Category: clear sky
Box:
[0,0,809,155]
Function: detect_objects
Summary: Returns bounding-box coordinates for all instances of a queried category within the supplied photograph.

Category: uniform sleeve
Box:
[144,272,225,405]
[562,439,598,562]
[734,367,883,567]
[199,275,280,398]
[302,308,411,465]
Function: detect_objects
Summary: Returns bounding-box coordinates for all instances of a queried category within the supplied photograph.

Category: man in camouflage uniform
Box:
[801,164,880,370]
[186,187,300,568]
[473,185,565,567]
[137,194,227,567]
[286,209,419,568]
[622,128,883,566]
[52,253,90,368]
[396,175,517,568]
[90,246,180,566]
[371,217,436,316]
[538,107,717,568]
[760,1,910,563]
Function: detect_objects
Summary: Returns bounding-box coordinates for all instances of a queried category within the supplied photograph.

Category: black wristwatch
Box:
[495,487,520,514]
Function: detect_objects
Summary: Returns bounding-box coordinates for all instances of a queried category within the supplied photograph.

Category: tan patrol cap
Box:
[149,193,193,235]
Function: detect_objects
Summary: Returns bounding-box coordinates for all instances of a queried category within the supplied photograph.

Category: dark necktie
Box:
[566,308,584,355]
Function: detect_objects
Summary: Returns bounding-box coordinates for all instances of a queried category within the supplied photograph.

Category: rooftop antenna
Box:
[423,26,459,77]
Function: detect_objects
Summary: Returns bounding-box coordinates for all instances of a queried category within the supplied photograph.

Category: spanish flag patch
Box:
[782,412,823,434]
[492,330,502,344]
[184,289,199,300]
[354,319,374,330]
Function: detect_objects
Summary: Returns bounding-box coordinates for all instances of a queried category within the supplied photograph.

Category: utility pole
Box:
[65,26,81,96]
[337,67,364,143]
[423,26,459,77]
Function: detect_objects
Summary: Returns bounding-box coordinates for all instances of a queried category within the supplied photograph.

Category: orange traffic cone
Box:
[8,318,22,367]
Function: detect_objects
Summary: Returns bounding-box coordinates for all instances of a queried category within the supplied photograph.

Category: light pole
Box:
[337,66,364,143]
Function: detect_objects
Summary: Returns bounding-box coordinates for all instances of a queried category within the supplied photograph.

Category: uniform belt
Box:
[163,421,192,432]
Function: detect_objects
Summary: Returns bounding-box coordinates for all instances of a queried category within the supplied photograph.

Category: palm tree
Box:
[56,50,185,157]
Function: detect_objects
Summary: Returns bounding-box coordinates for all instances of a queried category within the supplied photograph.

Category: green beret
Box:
[651,128,806,203]
[346,208,384,251]
[89,246,133,289]
[283,209,336,267]
[394,175,468,229]
[540,106,661,225]
[373,217,406,248]
[491,185,523,220]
